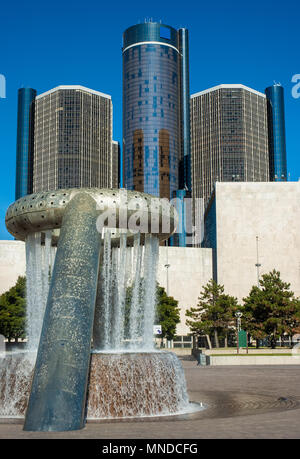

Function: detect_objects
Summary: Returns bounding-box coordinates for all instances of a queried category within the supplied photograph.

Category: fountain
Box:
[0,188,199,431]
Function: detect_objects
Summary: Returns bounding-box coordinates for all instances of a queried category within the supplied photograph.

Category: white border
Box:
[36,85,111,100]
[191,84,266,99]
[123,41,179,54]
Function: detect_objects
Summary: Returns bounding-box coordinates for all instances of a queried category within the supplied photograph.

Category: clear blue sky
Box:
[0,0,299,239]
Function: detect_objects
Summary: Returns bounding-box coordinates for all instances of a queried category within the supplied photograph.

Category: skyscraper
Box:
[122,22,190,200]
[33,86,113,192]
[265,83,287,181]
[191,84,270,206]
[112,140,121,188]
[15,88,37,200]
[178,28,191,191]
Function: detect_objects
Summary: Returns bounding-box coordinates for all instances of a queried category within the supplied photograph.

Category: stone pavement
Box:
[1,361,300,439]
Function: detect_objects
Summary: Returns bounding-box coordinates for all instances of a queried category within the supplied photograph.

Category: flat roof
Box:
[36,85,111,100]
[191,84,266,99]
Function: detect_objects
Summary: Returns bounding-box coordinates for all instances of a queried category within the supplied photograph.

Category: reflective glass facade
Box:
[15,88,36,200]
[265,84,287,181]
[123,23,189,200]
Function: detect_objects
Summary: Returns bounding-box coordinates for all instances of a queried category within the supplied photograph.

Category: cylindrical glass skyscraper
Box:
[15,88,37,200]
[265,84,287,181]
[122,22,190,199]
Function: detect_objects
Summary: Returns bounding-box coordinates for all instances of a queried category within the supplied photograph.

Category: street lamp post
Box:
[165,239,170,296]
[255,236,261,288]
[235,311,243,354]
[164,240,171,348]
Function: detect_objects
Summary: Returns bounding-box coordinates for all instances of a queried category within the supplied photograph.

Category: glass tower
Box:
[191,84,270,207]
[33,86,113,193]
[122,22,190,200]
[178,28,191,191]
[15,88,37,200]
[265,84,287,181]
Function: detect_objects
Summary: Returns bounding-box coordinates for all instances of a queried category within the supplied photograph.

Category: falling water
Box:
[0,231,56,418]
[87,352,194,420]
[93,231,159,352]
[25,231,55,351]
[142,234,159,350]
[111,233,127,349]
[93,230,112,350]
[0,352,35,417]
[128,232,143,348]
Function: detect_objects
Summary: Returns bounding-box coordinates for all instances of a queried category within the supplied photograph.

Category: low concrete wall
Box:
[205,348,294,355]
[209,355,300,365]
[169,348,193,356]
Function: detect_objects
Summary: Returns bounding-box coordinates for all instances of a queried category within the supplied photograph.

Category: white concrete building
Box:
[204,181,300,302]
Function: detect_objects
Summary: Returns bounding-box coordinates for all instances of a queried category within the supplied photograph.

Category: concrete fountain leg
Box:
[24,193,101,431]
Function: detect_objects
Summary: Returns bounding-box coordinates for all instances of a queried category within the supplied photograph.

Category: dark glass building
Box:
[191,84,270,207]
[122,22,190,200]
[33,86,113,192]
[112,140,121,188]
[15,88,37,200]
[178,28,191,191]
[265,84,287,181]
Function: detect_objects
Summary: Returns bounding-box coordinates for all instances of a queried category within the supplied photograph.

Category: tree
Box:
[186,279,239,348]
[242,270,300,348]
[155,285,180,341]
[0,276,26,342]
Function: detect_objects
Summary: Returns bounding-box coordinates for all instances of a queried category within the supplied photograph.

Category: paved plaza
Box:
[1,360,300,439]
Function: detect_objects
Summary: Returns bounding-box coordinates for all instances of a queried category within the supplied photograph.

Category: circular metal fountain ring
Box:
[5,188,178,245]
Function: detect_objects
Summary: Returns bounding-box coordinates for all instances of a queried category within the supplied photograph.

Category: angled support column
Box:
[24,192,101,431]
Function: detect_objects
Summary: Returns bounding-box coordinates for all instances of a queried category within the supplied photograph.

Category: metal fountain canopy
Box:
[5,187,178,244]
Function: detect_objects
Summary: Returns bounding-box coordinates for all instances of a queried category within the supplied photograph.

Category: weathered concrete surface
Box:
[5,188,178,244]
[1,362,300,438]
[24,193,101,432]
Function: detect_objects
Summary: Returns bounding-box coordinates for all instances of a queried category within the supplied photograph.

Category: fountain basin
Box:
[87,351,193,419]
[0,351,198,421]
[0,352,35,418]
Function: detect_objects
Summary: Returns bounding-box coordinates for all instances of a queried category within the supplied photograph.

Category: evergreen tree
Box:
[0,276,26,342]
[242,270,300,348]
[186,279,239,348]
[155,285,180,341]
